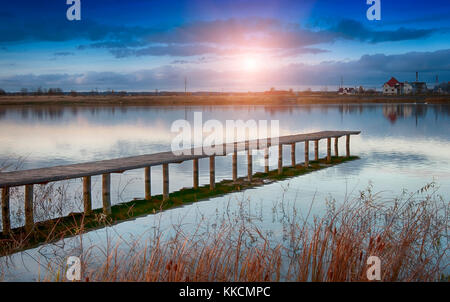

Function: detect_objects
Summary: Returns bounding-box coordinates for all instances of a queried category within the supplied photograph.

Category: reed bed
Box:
[31,182,448,282]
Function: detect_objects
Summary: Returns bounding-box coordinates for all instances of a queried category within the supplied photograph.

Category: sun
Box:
[243,56,260,72]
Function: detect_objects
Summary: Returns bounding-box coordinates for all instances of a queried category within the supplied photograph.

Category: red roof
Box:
[385,77,400,87]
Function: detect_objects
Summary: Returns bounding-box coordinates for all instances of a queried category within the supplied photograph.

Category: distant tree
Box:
[0,88,6,96]
[20,88,28,96]
[89,89,99,95]
[47,88,63,95]
[358,86,364,94]
[35,87,43,96]
[70,90,78,97]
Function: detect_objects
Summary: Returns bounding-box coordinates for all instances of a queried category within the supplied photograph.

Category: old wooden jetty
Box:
[0,130,360,234]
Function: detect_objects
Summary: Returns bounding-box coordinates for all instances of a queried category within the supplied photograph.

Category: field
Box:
[0,94,449,106]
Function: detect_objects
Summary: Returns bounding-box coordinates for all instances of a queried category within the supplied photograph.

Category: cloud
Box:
[1,16,428,59]
[1,49,448,91]
[268,49,450,86]
[54,52,75,56]
[331,19,435,43]
[171,57,219,65]
[382,12,450,26]
[0,13,441,60]
[0,16,151,43]
[73,18,334,58]
[110,44,224,58]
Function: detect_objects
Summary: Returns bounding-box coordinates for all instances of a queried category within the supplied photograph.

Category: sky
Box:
[0,0,449,91]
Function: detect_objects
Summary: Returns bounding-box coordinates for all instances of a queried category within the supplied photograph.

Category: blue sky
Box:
[0,0,449,91]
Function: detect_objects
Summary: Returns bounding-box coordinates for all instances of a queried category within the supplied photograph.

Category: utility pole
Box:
[184,77,188,120]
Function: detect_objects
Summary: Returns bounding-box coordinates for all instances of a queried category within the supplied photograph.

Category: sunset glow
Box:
[0,0,447,92]
[242,56,261,72]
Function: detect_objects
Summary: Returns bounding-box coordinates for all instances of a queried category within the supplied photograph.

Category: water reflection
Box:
[0,103,449,213]
[1,103,449,121]
[0,103,449,280]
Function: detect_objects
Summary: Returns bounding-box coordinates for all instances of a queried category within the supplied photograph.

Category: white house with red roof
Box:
[383,77,401,95]
[383,77,413,95]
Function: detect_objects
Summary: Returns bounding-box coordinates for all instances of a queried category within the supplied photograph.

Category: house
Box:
[383,77,401,95]
[383,72,431,95]
[401,81,413,95]
[411,71,428,94]
[411,81,427,94]
[338,87,356,95]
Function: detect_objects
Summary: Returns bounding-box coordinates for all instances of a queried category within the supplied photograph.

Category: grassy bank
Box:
[0,94,449,106]
[0,156,358,256]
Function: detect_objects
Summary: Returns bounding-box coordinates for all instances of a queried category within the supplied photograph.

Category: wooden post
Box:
[209,156,215,190]
[327,138,331,163]
[334,137,339,157]
[247,149,252,182]
[264,148,269,173]
[314,140,319,161]
[24,184,34,233]
[83,176,92,215]
[291,143,296,167]
[305,140,309,167]
[278,144,283,175]
[163,164,169,201]
[102,174,111,215]
[144,167,151,200]
[232,150,237,182]
[1,187,10,235]
[193,159,199,189]
[346,134,350,157]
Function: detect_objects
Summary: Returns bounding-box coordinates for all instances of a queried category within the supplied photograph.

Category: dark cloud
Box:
[1,14,437,59]
[332,19,435,43]
[0,17,151,43]
[115,18,438,57]
[75,18,334,58]
[382,13,450,26]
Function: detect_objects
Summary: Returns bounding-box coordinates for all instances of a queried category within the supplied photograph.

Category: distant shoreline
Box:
[0,94,449,106]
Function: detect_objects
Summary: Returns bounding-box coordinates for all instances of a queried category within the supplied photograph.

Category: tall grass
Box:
[33,182,448,282]
[1,157,448,281]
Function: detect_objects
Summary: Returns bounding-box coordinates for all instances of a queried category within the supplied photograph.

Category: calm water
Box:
[0,103,449,280]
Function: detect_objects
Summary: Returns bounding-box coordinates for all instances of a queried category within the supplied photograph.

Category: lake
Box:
[0,103,449,280]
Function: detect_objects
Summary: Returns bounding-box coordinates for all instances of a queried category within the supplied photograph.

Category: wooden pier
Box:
[0,130,360,234]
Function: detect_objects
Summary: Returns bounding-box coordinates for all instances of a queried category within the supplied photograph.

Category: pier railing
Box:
[0,130,360,234]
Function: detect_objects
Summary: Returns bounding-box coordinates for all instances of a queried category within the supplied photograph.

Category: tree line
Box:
[0,88,129,96]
